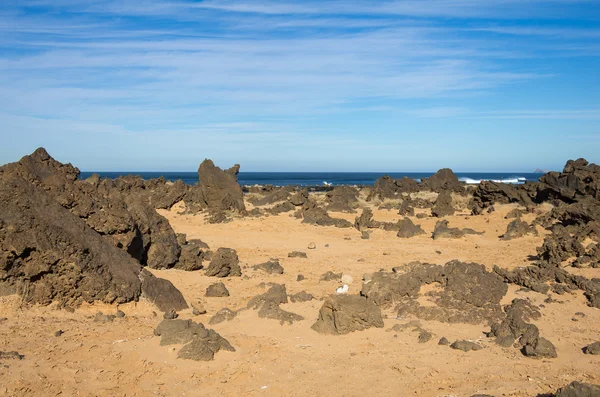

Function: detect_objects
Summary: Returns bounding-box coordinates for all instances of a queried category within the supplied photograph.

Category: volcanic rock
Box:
[204,248,242,277]
[501,219,538,240]
[205,282,230,297]
[311,295,384,335]
[583,341,600,355]
[247,284,303,324]
[421,169,463,193]
[288,251,308,258]
[554,381,600,397]
[209,308,237,325]
[432,220,483,240]
[396,218,425,238]
[253,260,284,274]
[431,190,455,217]
[450,340,483,352]
[326,186,359,213]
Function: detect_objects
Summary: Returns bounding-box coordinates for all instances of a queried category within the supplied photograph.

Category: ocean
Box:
[78,171,542,186]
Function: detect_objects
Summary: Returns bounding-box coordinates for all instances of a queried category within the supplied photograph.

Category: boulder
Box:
[204,248,242,277]
[421,169,463,192]
[205,282,230,297]
[432,220,483,240]
[196,159,246,218]
[396,218,425,238]
[554,381,600,397]
[501,219,538,240]
[253,260,284,275]
[311,295,384,335]
[431,190,455,217]
[247,284,303,324]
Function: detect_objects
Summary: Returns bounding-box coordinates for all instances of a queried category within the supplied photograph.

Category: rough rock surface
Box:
[431,190,455,217]
[205,282,230,297]
[253,260,284,274]
[300,200,353,228]
[554,381,600,397]
[450,340,483,352]
[396,218,425,238]
[362,261,507,325]
[501,219,538,240]
[326,186,359,213]
[139,270,189,312]
[0,148,181,270]
[367,176,419,201]
[421,169,463,193]
[0,167,187,311]
[432,220,484,240]
[311,295,384,335]
[154,319,235,361]
[488,299,557,359]
[469,181,535,215]
[194,159,246,220]
[209,308,237,325]
[288,251,308,259]
[583,341,600,355]
[247,284,303,324]
[204,248,242,277]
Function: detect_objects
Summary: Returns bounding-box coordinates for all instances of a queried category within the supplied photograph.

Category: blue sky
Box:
[0,0,599,172]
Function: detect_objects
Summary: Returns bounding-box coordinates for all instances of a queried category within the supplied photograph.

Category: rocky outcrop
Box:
[204,248,242,277]
[311,295,384,335]
[300,200,353,228]
[553,381,600,397]
[431,190,455,217]
[396,218,425,238]
[538,158,600,203]
[0,163,187,312]
[194,159,246,220]
[421,168,463,192]
[0,148,181,270]
[367,176,419,201]
[488,299,557,359]
[247,284,303,324]
[154,319,235,361]
[469,181,536,215]
[501,219,538,240]
[326,186,359,213]
[362,261,507,325]
[432,220,483,240]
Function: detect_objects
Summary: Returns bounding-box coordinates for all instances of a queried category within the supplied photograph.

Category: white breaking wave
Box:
[459,177,527,185]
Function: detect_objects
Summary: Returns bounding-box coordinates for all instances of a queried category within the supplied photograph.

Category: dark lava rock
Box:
[367,176,419,201]
[583,341,600,355]
[247,284,303,324]
[311,295,384,335]
[205,282,230,297]
[174,237,205,271]
[488,299,557,359]
[505,208,524,219]
[140,269,189,312]
[204,248,241,277]
[421,169,463,193]
[450,340,483,352]
[432,220,483,240]
[209,308,237,325]
[163,309,179,320]
[539,158,600,203]
[554,381,600,397]
[300,200,353,228]
[418,330,433,343]
[0,148,182,270]
[54,330,64,337]
[268,201,295,215]
[251,186,294,206]
[288,251,308,258]
[196,159,245,218]
[154,319,235,361]
[0,161,187,311]
[438,337,450,345]
[361,230,371,239]
[0,351,24,361]
[469,181,535,215]
[289,291,314,303]
[326,186,359,213]
[354,208,379,231]
[501,219,538,240]
[320,271,342,281]
[297,274,305,281]
[115,310,126,318]
[363,261,507,325]
[431,190,455,217]
[253,260,284,275]
[396,217,425,238]
[416,213,428,219]
[94,312,116,323]
[398,200,415,216]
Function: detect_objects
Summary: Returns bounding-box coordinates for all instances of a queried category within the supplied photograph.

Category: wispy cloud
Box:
[0,0,599,169]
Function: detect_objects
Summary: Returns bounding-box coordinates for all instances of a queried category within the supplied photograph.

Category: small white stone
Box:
[341,275,353,284]
[336,284,349,294]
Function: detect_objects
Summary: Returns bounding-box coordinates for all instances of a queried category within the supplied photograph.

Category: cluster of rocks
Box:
[0,148,188,311]
[154,319,235,361]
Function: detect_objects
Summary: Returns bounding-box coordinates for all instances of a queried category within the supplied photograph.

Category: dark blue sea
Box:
[79,172,542,186]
